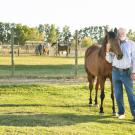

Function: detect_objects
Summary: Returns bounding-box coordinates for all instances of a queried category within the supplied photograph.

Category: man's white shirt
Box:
[105,40,135,73]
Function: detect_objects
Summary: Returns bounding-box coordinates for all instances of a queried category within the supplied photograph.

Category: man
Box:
[106,27,135,121]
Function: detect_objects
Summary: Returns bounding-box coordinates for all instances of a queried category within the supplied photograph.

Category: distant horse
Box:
[43,45,49,55]
[85,30,123,114]
[57,43,70,56]
[35,44,42,55]
[52,42,71,56]
[43,47,49,55]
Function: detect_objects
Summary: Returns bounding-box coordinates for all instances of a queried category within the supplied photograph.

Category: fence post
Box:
[75,30,78,78]
[18,42,20,56]
[11,24,15,77]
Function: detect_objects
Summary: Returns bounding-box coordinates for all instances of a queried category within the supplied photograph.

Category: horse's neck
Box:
[99,45,106,58]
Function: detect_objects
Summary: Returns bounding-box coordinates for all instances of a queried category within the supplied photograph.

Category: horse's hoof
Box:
[89,104,93,107]
[99,112,104,116]
[93,104,99,108]
[112,112,116,116]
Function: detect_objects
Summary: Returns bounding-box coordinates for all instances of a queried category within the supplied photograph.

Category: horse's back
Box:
[85,44,100,58]
[85,44,112,77]
[58,44,68,51]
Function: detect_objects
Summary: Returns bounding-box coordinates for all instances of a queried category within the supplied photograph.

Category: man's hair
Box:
[118,27,127,34]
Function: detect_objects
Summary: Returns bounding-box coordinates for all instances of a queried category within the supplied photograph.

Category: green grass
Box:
[0,56,84,65]
[0,84,134,135]
[0,56,85,78]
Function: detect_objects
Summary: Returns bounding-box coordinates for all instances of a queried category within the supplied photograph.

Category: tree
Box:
[4,23,11,44]
[27,27,44,41]
[81,37,93,47]
[48,24,59,44]
[127,29,135,41]
[44,24,50,43]
[38,24,45,34]
[14,24,30,45]
[0,22,6,44]
[60,25,72,44]
[14,24,44,45]
[78,26,106,44]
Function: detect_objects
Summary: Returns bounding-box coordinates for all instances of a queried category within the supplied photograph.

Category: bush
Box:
[81,37,93,47]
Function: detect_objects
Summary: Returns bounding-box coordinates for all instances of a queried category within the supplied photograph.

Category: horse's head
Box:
[51,42,57,47]
[105,30,123,60]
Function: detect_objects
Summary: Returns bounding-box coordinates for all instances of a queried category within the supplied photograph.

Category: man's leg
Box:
[123,70,135,116]
[112,70,125,115]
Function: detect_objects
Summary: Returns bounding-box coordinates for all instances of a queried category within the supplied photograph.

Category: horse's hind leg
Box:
[88,74,95,107]
[66,50,68,56]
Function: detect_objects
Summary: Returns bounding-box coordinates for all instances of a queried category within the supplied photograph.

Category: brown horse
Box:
[58,43,70,56]
[85,30,123,114]
[43,47,49,55]
[51,42,71,56]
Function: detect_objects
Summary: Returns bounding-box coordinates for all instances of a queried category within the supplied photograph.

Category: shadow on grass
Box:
[0,64,85,78]
[0,104,134,127]
[0,104,88,108]
[0,113,134,127]
[0,104,46,107]
[0,64,84,72]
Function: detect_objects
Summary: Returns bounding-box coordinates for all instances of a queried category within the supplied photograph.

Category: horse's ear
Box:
[104,29,108,36]
[102,30,108,46]
[114,27,118,36]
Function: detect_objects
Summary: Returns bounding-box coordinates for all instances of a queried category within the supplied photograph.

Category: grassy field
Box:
[0,56,85,78]
[0,84,134,135]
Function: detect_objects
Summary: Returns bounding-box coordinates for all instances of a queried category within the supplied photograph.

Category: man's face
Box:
[118,29,127,41]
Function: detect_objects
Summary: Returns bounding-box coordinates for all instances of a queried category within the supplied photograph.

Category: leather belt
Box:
[113,66,130,71]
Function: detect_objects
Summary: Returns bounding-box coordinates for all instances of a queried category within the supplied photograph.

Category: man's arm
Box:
[105,52,114,63]
[131,41,135,80]
[105,43,114,63]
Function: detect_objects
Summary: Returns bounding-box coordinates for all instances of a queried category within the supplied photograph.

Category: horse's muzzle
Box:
[117,54,123,60]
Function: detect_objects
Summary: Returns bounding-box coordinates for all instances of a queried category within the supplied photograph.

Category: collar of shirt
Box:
[120,38,128,44]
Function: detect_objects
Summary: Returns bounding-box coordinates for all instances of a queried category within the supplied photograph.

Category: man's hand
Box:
[106,43,111,52]
[131,73,135,80]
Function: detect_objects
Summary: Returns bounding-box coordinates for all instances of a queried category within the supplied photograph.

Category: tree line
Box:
[0,22,135,47]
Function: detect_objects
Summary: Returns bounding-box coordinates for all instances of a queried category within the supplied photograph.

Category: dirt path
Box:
[2,77,132,85]
[0,77,88,85]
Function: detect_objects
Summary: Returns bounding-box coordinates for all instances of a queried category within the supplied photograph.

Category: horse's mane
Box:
[85,43,100,58]
[98,31,117,58]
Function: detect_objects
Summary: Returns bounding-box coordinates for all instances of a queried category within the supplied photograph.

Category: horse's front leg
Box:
[58,51,60,56]
[66,50,68,56]
[89,81,93,107]
[94,78,99,107]
[99,76,106,114]
[88,75,94,107]
[110,77,116,115]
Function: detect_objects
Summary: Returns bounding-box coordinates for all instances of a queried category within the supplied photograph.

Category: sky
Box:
[0,0,135,32]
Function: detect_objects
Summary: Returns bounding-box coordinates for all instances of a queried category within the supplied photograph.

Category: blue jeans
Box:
[112,67,135,116]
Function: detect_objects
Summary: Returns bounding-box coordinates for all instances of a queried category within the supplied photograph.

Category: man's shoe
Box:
[115,113,119,117]
[118,114,125,119]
